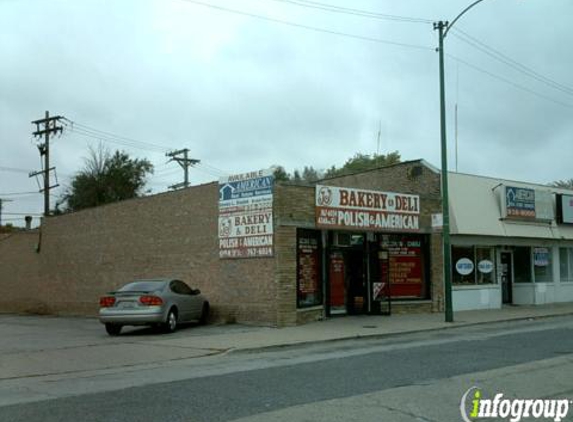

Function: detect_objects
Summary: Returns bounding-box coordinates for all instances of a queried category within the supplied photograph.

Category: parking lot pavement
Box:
[0,315,234,380]
[3,302,573,380]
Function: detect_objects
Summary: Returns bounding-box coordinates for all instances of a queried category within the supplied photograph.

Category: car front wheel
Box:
[164,309,178,333]
[105,323,122,336]
[199,302,209,325]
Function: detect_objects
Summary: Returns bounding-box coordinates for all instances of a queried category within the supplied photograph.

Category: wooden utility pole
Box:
[30,111,63,216]
[166,148,200,190]
[0,198,13,226]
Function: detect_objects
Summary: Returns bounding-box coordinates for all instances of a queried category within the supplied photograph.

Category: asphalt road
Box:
[2,318,573,422]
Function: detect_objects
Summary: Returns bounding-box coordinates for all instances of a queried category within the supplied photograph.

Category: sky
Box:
[1,0,572,226]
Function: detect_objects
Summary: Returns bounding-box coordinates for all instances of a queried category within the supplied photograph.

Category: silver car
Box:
[99,279,209,336]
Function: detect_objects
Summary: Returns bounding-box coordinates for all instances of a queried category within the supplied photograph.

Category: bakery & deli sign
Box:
[218,169,273,259]
[315,185,420,231]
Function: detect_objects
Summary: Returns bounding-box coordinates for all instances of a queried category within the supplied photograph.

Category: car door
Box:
[179,281,203,319]
[169,280,196,322]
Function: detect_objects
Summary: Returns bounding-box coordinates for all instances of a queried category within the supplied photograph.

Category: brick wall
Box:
[0,232,43,313]
[322,160,444,312]
[0,160,445,327]
[272,160,445,316]
[0,183,277,325]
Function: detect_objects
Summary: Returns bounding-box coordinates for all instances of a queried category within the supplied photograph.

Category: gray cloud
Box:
[2,0,572,222]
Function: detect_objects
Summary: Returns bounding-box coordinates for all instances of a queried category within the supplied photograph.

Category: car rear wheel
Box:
[199,301,209,325]
[164,308,178,333]
[105,323,122,336]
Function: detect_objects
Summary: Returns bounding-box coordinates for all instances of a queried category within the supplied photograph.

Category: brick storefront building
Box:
[0,160,444,326]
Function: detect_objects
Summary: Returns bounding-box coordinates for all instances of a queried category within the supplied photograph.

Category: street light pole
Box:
[434,0,487,323]
[434,20,454,323]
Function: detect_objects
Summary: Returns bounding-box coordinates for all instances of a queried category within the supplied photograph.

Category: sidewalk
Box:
[2,303,572,383]
[152,302,573,352]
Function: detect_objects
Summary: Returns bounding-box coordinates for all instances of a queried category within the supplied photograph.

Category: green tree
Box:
[301,166,321,183]
[58,146,153,212]
[272,165,291,182]
[325,151,401,178]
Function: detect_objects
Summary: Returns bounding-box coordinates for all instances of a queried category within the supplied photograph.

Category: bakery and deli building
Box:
[2,159,573,326]
[220,160,445,325]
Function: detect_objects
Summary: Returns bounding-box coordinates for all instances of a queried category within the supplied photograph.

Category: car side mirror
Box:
[194,289,201,295]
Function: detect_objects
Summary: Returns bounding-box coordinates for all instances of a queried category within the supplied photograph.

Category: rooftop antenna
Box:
[455,63,459,173]
[376,120,381,156]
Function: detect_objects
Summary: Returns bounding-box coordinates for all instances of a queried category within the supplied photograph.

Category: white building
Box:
[449,172,573,311]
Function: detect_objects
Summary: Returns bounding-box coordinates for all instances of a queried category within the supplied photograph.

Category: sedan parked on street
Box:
[99,279,209,336]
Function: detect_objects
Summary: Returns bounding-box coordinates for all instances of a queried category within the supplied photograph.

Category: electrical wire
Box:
[447,53,573,109]
[270,0,433,24]
[62,119,230,178]
[195,162,228,177]
[63,118,173,151]
[0,191,40,196]
[0,166,33,174]
[451,28,573,98]
[62,121,170,153]
[178,0,433,51]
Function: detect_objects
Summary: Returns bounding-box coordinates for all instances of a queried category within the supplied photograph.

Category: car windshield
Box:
[118,281,167,293]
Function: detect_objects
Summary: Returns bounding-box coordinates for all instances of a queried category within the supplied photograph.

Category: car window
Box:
[170,280,193,295]
[119,281,166,292]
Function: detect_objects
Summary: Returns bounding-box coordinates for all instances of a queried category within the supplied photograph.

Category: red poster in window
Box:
[329,252,345,308]
[389,255,423,297]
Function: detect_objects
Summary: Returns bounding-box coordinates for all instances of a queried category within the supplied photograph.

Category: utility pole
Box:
[434,20,454,323]
[0,198,13,226]
[434,0,488,324]
[29,111,63,216]
[166,149,200,190]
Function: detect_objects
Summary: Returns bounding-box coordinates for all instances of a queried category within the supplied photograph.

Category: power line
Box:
[451,28,573,98]
[63,118,230,179]
[152,169,186,179]
[178,0,433,51]
[0,191,40,196]
[447,53,573,109]
[0,166,34,174]
[64,119,172,151]
[271,0,433,24]
[195,162,228,176]
[65,122,169,153]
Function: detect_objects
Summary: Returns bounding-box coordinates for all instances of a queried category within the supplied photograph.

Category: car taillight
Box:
[139,295,163,306]
[99,296,116,308]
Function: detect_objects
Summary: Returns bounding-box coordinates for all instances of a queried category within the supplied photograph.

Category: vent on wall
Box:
[409,165,423,178]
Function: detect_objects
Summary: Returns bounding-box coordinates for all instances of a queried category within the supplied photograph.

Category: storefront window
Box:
[560,248,573,282]
[533,247,553,283]
[297,229,322,308]
[452,246,475,285]
[513,247,532,283]
[476,248,495,284]
[452,246,495,285]
[380,235,426,298]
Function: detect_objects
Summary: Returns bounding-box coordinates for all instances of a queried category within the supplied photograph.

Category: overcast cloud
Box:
[1,0,572,224]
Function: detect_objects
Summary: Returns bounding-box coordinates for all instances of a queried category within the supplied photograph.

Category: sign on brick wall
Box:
[218,169,274,259]
[315,185,420,231]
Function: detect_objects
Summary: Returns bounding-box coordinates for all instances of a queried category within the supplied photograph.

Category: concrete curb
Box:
[230,311,573,354]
